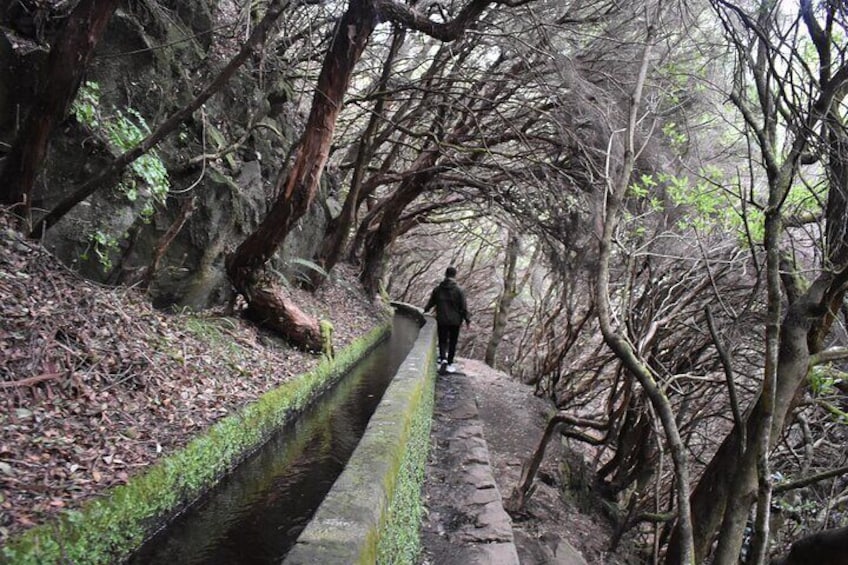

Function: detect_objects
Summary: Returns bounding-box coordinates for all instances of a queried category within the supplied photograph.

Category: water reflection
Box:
[128,314,419,564]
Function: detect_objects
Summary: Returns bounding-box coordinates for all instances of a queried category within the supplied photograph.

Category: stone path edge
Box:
[420,371,521,565]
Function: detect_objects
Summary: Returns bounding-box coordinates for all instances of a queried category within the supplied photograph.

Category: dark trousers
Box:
[437,323,461,363]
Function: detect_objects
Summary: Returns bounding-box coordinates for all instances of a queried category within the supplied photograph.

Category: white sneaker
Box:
[446,363,457,373]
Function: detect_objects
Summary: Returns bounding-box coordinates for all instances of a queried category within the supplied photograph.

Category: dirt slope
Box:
[0,215,383,546]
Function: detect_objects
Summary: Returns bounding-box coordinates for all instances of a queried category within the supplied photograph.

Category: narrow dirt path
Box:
[420,367,519,564]
[422,358,620,564]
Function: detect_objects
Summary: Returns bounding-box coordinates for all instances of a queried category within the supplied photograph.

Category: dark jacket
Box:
[425,277,469,326]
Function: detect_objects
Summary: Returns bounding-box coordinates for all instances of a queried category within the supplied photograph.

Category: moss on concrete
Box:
[0,321,390,565]
[320,319,335,360]
[283,318,438,565]
[375,360,435,564]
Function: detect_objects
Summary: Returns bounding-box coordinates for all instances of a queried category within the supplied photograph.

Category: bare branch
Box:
[705,305,746,457]
[376,0,493,42]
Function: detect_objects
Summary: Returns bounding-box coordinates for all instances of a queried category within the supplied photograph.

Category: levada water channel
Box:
[127,313,421,564]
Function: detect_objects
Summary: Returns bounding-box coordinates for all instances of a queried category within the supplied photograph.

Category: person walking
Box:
[424,266,471,373]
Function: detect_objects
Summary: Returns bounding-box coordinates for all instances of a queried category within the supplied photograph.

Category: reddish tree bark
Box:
[227,0,378,284]
[0,0,120,223]
[226,0,497,346]
[244,286,324,352]
[310,26,406,288]
[226,0,378,349]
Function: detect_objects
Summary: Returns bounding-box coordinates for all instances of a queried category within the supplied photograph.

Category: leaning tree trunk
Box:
[506,411,606,512]
[310,27,406,289]
[225,0,377,349]
[484,231,520,367]
[663,270,845,564]
[0,0,120,224]
[594,20,696,563]
[232,0,496,339]
[359,148,441,296]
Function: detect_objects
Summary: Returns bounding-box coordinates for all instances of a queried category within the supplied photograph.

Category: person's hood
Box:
[439,278,458,289]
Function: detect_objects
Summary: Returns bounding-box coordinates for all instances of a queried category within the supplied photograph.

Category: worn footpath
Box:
[421,358,612,564]
[420,365,519,564]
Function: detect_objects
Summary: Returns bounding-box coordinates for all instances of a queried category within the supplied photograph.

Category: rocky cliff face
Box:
[0,0,329,309]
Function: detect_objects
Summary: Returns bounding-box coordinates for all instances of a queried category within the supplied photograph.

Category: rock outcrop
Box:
[0,1,328,309]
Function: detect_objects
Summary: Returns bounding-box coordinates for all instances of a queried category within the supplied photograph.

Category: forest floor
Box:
[0,214,385,546]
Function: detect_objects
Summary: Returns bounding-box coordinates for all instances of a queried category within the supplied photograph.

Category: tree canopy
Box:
[1,0,848,562]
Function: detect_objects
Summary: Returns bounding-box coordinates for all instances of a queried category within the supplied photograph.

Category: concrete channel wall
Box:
[283,307,437,565]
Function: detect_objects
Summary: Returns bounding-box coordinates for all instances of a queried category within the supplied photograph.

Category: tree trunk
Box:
[594,20,695,563]
[485,231,520,367]
[244,285,323,352]
[596,394,655,497]
[771,526,848,565]
[137,196,197,289]
[225,0,376,347]
[0,0,120,224]
[665,3,848,559]
[348,199,381,264]
[359,149,441,295]
[506,412,606,512]
[825,129,848,267]
[310,26,406,289]
[664,272,843,563]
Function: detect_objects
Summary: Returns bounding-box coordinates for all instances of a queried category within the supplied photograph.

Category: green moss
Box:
[320,320,335,360]
[0,322,390,565]
[375,363,436,564]
[282,323,437,565]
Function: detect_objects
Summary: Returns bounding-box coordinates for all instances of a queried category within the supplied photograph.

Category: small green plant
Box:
[71,82,171,269]
[81,229,120,273]
[103,107,170,207]
[809,365,848,424]
[809,365,844,396]
[320,320,335,360]
[663,122,687,149]
[73,81,101,128]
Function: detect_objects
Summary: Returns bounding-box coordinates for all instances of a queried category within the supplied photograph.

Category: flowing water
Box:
[127,314,420,564]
